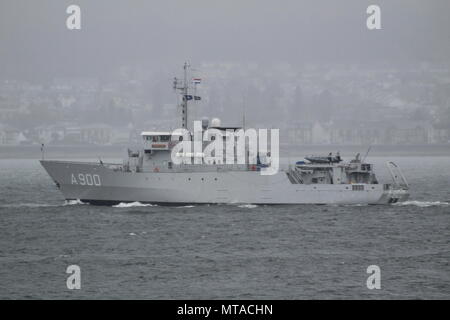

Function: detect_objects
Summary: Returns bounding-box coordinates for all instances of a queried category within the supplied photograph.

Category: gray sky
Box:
[1,0,450,80]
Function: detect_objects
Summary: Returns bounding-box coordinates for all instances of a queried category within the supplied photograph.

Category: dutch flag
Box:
[192,78,201,84]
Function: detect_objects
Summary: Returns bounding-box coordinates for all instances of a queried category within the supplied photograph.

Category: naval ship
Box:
[40,63,410,205]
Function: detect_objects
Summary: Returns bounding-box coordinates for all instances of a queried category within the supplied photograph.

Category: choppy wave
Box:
[113,202,157,208]
[394,200,449,208]
[0,203,60,208]
[238,204,258,209]
[176,205,196,208]
[63,199,86,206]
[340,203,369,207]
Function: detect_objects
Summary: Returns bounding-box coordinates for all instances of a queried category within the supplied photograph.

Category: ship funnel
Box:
[201,117,209,130]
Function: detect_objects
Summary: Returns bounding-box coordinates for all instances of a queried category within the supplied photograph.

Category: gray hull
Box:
[40,160,409,205]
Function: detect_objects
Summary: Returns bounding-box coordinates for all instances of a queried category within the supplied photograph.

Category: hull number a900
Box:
[71,173,101,186]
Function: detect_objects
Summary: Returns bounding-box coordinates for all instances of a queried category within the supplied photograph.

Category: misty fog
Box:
[1,0,450,147]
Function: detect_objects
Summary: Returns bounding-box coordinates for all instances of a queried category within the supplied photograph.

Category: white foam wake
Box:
[113,201,157,208]
[394,200,449,208]
[63,199,86,206]
[238,204,258,209]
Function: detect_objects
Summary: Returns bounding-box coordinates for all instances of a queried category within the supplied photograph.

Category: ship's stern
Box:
[377,184,410,204]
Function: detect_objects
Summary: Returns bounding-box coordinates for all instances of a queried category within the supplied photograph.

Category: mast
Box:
[173,62,190,130]
[242,94,246,130]
[173,62,201,131]
[182,62,188,130]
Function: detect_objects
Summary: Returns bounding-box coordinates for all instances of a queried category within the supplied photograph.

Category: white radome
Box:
[211,118,221,127]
